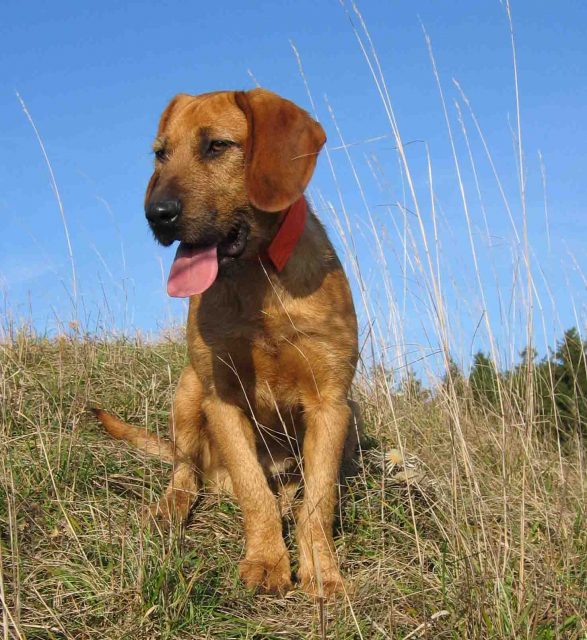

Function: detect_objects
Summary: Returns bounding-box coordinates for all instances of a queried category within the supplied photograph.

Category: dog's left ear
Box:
[234,89,326,212]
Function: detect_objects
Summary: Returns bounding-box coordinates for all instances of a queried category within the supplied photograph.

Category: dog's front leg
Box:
[202,396,292,594]
[297,398,351,597]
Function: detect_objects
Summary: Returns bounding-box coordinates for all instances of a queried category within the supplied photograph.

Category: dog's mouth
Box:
[167,221,249,298]
[218,221,249,261]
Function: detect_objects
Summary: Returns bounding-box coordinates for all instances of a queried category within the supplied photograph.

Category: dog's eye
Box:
[154,148,168,162]
[207,140,231,157]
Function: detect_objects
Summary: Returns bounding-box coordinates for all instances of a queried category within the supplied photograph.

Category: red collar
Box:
[264,196,307,272]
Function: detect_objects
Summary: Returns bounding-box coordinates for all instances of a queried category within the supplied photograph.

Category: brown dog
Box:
[93,89,359,596]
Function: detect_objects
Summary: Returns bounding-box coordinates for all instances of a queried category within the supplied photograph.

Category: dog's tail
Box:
[91,407,176,463]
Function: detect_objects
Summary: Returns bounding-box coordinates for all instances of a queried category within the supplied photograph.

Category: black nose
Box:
[145,200,182,225]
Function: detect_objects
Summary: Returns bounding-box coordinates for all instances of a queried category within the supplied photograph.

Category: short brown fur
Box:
[94,89,359,597]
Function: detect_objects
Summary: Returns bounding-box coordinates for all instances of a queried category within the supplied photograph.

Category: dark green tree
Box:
[511,345,538,412]
[519,346,538,369]
[552,327,587,437]
[520,328,587,440]
[469,351,499,410]
[442,355,466,398]
[400,367,427,402]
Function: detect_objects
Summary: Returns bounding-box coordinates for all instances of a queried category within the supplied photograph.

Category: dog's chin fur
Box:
[217,255,245,274]
[152,234,176,247]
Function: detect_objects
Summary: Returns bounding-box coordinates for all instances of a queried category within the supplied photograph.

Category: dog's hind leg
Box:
[151,365,205,524]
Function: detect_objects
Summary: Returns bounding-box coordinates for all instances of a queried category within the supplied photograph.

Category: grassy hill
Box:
[1,330,585,639]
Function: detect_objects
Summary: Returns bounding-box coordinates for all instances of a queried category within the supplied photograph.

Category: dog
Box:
[93,89,359,597]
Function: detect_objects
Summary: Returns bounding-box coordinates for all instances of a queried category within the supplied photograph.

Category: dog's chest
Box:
[193,307,311,410]
[252,327,302,388]
[188,272,356,412]
[233,320,309,404]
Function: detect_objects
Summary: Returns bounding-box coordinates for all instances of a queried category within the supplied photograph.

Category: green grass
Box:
[1,333,585,639]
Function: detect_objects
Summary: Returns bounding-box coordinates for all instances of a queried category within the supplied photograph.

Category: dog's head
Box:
[144,89,326,296]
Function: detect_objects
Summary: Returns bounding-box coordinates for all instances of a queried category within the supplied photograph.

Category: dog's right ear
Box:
[234,89,326,212]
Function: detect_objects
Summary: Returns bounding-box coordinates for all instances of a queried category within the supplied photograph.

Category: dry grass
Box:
[0,332,585,639]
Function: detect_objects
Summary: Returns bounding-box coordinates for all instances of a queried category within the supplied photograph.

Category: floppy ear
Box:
[234,89,326,212]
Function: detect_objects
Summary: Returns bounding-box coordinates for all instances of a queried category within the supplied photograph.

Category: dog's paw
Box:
[298,564,345,598]
[143,502,173,533]
[145,497,188,532]
[239,555,292,595]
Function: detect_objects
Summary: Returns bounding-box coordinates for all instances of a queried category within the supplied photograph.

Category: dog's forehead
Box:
[162,91,246,138]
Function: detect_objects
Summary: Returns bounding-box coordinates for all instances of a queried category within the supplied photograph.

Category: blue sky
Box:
[1,1,586,371]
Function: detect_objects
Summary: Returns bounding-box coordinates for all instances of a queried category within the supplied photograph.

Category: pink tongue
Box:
[167,243,219,298]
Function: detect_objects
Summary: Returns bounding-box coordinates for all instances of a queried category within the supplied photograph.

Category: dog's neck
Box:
[263,196,307,272]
